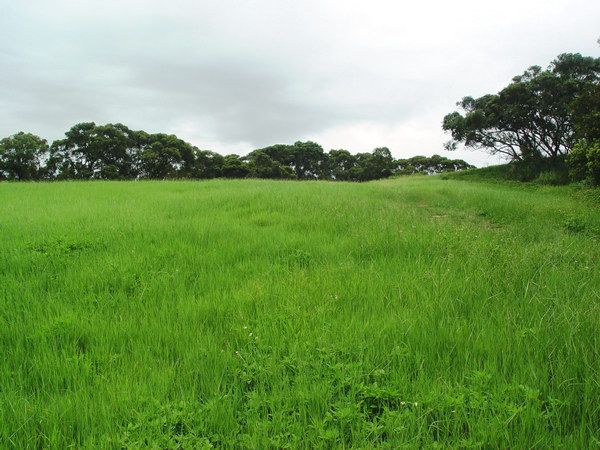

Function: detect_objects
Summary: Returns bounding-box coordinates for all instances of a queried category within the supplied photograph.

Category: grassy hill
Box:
[1,176,599,448]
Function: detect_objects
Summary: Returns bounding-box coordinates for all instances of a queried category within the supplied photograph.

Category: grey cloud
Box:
[1,0,599,164]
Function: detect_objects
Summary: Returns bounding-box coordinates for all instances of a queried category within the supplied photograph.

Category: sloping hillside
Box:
[1,177,598,447]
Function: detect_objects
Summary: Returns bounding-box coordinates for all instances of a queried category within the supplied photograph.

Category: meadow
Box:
[0,175,599,448]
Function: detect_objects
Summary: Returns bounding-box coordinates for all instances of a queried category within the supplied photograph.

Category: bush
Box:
[508,161,539,182]
[509,156,567,182]
[588,146,600,185]
[567,143,589,182]
[567,140,600,186]
[535,170,569,186]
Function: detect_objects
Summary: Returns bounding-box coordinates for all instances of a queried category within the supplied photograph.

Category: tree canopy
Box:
[0,122,474,182]
[0,132,48,180]
[443,53,600,162]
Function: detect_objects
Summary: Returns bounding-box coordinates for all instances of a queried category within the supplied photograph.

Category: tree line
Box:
[0,123,473,182]
[443,52,600,184]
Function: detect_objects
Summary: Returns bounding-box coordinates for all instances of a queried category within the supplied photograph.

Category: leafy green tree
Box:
[0,132,48,180]
[371,147,396,176]
[290,141,327,179]
[48,122,97,179]
[443,53,600,162]
[328,149,357,181]
[246,151,295,179]
[137,133,195,179]
[572,84,600,142]
[2,122,475,183]
[94,123,143,179]
[552,52,600,82]
[190,150,224,179]
[139,145,181,178]
[396,155,474,175]
[252,142,327,179]
[221,154,250,178]
[256,144,294,167]
[47,124,199,180]
[47,122,142,179]
[348,147,396,181]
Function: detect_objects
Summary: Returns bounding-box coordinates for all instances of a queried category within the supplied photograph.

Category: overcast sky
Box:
[1,0,599,166]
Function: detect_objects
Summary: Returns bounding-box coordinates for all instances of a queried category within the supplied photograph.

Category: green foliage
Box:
[0,132,48,180]
[117,401,217,448]
[507,155,568,182]
[567,140,600,185]
[534,170,569,186]
[396,154,474,175]
[290,141,327,179]
[351,147,396,181]
[567,141,591,182]
[589,147,600,185]
[443,159,572,184]
[441,164,515,182]
[572,84,600,142]
[221,154,249,178]
[443,53,600,163]
[245,150,295,179]
[138,133,195,179]
[562,215,587,233]
[1,124,474,182]
[0,177,599,447]
[328,149,356,180]
[190,150,224,179]
[48,122,143,179]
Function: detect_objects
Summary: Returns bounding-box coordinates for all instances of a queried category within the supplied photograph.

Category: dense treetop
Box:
[443,52,600,162]
[0,123,473,181]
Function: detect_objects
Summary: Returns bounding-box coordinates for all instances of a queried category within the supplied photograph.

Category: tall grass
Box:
[1,177,598,448]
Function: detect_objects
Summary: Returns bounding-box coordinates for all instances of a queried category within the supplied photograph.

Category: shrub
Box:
[567,142,589,182]
[588,145,600,186]
[567,140,600,186]
[509,155,567,182]
[535,170,569,186]
[508,161,539,182]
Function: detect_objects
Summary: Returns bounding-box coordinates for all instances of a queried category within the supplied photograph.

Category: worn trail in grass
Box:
[0,177,599,447]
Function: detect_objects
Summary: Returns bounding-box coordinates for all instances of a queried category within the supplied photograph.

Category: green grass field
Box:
[1,176,599,448]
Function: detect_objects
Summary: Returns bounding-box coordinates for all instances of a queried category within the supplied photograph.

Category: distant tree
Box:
[190,150,224,179]
[47,122,95,179]
[47,122,142,179]
[221,154,250,178]
[47,124,199,180]
[0,132,48,180]
[348,147,396,181]
[290,141,327,179]
[256,144,294,167]
[371,147,396,177]
[251,141,328,179]
[138,144,181,179]
[137,133,195,179]
[443,53,600,162]
[246,150,295,179]
[2,121,476,183]
[328,149,357,180]
[395,155,474,175]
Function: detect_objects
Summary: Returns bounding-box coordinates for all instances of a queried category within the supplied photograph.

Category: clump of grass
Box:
[563,216,587,233]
